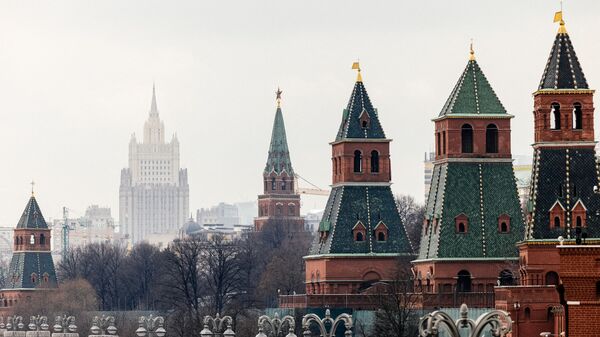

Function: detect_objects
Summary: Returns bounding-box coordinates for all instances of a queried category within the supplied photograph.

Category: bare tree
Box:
[396,194,425,252]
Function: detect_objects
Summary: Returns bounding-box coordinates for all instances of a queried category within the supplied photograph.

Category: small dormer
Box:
[359,108,370,129]
[352,221,367,242]
[498,214,511,233]
[549,200,566,229]
[455,214,469,233]
[572,199,588,228]
[374,221,388,242]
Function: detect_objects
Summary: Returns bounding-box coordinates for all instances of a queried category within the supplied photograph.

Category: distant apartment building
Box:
[50,205,115,255]
[304,209,324,232]
[423,151,435,201]
[196,202,240,228]
[179,216,252,242]
[119,86,189,244]
[513,155,533,206]
[0,227,13,263]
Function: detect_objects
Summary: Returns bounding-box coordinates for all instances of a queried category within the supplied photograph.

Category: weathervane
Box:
[352,60,362,82]
[276,87,282,108]
[554,1,567,34]
[30,180,35,196]
[469,39,475,61]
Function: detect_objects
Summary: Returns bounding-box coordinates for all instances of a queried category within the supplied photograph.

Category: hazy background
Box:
[0,0,599,223]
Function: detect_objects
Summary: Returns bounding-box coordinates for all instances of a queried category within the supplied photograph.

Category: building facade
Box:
[423,151,435,202]
[0,194,58,310]
[197,202,240,228]
[119,86,189,244]
[254,90,304,232]
[302,65,413,299]
[413,47,524,307]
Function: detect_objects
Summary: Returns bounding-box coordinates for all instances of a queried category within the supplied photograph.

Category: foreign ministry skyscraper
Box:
[119,85,189,244]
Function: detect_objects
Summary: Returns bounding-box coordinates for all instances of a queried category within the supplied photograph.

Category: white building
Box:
[304,209,324,232]
[0,227,13,263]
[197,203,240,228]
[119,86,189,244]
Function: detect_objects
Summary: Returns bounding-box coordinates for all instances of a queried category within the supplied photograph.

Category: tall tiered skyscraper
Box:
[119,86,189,244]
[0,192,58,310]
[254,89,304,231]
[413,46,524,303]
[305,64,413,296]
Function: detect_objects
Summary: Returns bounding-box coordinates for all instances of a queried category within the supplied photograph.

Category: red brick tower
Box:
[0,191,58,311]
[254,89,304,231]
[303,63,413,299]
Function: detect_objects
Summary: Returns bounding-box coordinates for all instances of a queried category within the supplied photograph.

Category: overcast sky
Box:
[1,1,600,224]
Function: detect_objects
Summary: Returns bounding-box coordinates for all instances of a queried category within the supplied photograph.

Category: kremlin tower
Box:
[0,191,58,310]
[254,89,304,232]
[413,45,524,307]
[303,64,413,299]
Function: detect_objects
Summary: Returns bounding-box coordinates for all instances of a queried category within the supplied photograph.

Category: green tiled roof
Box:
[311,185,413,255]
[439,59,507,117]
[16,196,48,229]
[264,106,294,175]
[526,148,600,239]
[419,162,524,260]
[335,81,386,140]
[538,30,589,90]
[4,252,58,289]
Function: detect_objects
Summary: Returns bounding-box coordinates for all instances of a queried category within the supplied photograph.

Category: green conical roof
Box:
[264,106,294,175]
[336,80,386,140]
[17,195,48,229]
[439,59,507,117]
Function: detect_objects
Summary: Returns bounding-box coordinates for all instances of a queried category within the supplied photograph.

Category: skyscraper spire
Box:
[150,83,159,116]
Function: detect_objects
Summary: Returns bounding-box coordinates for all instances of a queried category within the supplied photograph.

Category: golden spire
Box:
[276,87,282,108]
[469,39,475,61]
[352,61,362,82]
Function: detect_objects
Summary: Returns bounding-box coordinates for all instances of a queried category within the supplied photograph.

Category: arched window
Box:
[370,150,379,173]
[442,131,447,154]
[14,237,18,245]
[31,273,37,284]
[276,205,282,216]
[499,270,514,286]
[596,281,600,298]
[353,150,362,173]
[577,216,582,227]
[524,307,531,321]
[500,222,508,233]
[554,216,561,229]
[288,204,295,216]
[458,222,466,233]
[486,124,499,153]
[271,178,276,190]
[362,120,368,128]
[457,270,472,292]
[356,232,364,242]
[40,234,45,245]
[29,234,35,245]
[461,124,473,153]
[18,236,23,245]
[281,179,286,191]
[43,273,49,283]
[436,133,441,156]
[545,271,559,286]
[573,103,583,130]
[551,103,561,130]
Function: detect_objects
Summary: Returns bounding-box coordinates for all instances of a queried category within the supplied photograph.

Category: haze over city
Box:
[1,0,600,223]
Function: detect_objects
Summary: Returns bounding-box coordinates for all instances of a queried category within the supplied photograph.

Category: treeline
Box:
[52,220,311,337]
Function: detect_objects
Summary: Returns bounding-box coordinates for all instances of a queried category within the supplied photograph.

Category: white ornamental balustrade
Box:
[0,316,6,337]
[5,315,26,337]
[135,316,166,337]
[418,304,513,337]
[255,313,296,337]
[25,316,50,337]
[51,315,78,337]
[301,310,352,337]
[88,315,117,337]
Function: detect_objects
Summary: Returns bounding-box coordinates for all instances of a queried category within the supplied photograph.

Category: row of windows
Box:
[549,102,583,130]
[15,234,46,246]
[259,204,296,216]
[424,214,511,235]
[268,178,291,191]
[436,123,499,155]
[351,150,379,173]
[140,160,171,164]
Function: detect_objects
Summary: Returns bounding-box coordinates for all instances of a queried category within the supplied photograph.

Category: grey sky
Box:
[1,1,599,224]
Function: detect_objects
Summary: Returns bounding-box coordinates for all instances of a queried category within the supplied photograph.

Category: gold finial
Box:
[30,180,35,196]
[554,2,567,34]
[352,61,362,82]
[469,39,475,61]
[275,87,282,108]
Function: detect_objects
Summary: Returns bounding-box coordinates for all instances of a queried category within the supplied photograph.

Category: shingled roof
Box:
[439,58,507,117]
[264,106,294,175]
[335,79,386,140]
[16,196,48,229]
[538,23,589,90]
